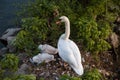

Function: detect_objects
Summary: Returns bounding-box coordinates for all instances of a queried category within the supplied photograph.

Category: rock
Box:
[85,52,91,57]
[110,33,119,48]
[17,53,28,64]
[0,28,21,46]
[4,69,14,77]
[84,65,90,69]
[0,28,21,40]
[0,47,8,56]
[39,72,45,76]
[30,53,55,65]
[15,63,30,75]
[99,69,110,77]
[38,44,58,55]
[7,36,16,44]
[82,57,85,62]
[7,36,16,52]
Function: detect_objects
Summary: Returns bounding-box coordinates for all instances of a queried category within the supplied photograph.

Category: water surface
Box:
[0,0,28,48]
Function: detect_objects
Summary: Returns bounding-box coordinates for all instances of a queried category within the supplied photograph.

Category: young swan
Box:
[57,16,84,75]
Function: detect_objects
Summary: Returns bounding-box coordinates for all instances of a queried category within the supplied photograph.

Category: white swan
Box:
[56,16,84,75]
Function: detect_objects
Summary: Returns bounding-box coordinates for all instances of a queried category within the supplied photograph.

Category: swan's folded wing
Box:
[58,41,78,67]
[68,40,82,64]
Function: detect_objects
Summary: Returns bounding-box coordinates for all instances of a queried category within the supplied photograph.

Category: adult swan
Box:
[56,16,84,75]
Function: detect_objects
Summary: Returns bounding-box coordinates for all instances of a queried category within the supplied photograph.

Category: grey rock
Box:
[110,33,119,48]
[15,63,30,75]
[0,47,8,56]
[82,57,85,62]
[0,28,21,46]
[0,28,21,40]
[7,36,16,52]
[17,53,28,61]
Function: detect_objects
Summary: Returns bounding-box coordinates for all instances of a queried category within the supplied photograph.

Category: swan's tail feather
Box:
[71,64,84,76]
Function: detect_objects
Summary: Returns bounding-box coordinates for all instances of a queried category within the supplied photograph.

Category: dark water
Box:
[0,0,29,48]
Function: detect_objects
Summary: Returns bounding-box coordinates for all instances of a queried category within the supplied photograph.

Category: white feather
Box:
[57,16,84,75]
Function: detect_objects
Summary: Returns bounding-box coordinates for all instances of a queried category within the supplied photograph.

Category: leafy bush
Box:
[15,0,120,54]
[15,0,60,54]
[82,68,102,80]
[3,78,12,80]
[14,17,48,54]
[60,74,81,80]
[75,17,111,54]
[0,54,19,72]
[0,68,4,80]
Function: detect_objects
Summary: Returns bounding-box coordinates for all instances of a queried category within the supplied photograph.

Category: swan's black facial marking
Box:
[58,19,62,21]
[56,19,62,25]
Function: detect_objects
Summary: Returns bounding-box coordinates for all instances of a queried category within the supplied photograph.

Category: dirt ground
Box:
[22,44,120,80]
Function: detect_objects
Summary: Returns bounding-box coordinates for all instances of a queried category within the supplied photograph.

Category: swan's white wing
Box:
[68,40,82,65]
[67,39,84,75]
[58,39,78,67]
[58,39,83,75]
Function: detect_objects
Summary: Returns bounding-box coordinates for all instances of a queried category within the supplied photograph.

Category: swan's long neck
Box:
[64,19,70,40]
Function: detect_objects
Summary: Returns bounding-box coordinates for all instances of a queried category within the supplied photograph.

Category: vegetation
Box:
[15,0,120,55]
[75,18,111,54]
[82,68,103,80]
[14,74,36,80]
[60,74,82,80]
[1,0,119,80]
[0,54,36,80]
[14,17,47,55]
[59,68,102,80]
[2,74,36,80]
[0,54,19,72]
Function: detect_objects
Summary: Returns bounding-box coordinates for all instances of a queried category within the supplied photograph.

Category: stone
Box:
[110,33,119,48]
[38,44,58,55]
[0,28,21,40]
[7,36,16,52]
[15,63,30,75]
[99,69,110,76]
[0,47,8,56]
[0,28,21,46]
[82,57,85,62]
[17,53,28,64]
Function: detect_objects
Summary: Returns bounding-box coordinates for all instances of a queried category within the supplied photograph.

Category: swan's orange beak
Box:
[56,19,61,25]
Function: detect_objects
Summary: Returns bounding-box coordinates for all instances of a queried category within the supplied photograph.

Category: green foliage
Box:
[14,74,36,80]
[2,74,36,80]
[75,17,111,53]
[60,74,81,80]
[3,78,12,80]
[39,78,45,80]
[0,68,5,80]
[0,54,19,72]
[15,0,120,54]
[15,0,61,54]
[82,68,102,80]
[14,17,48,54]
